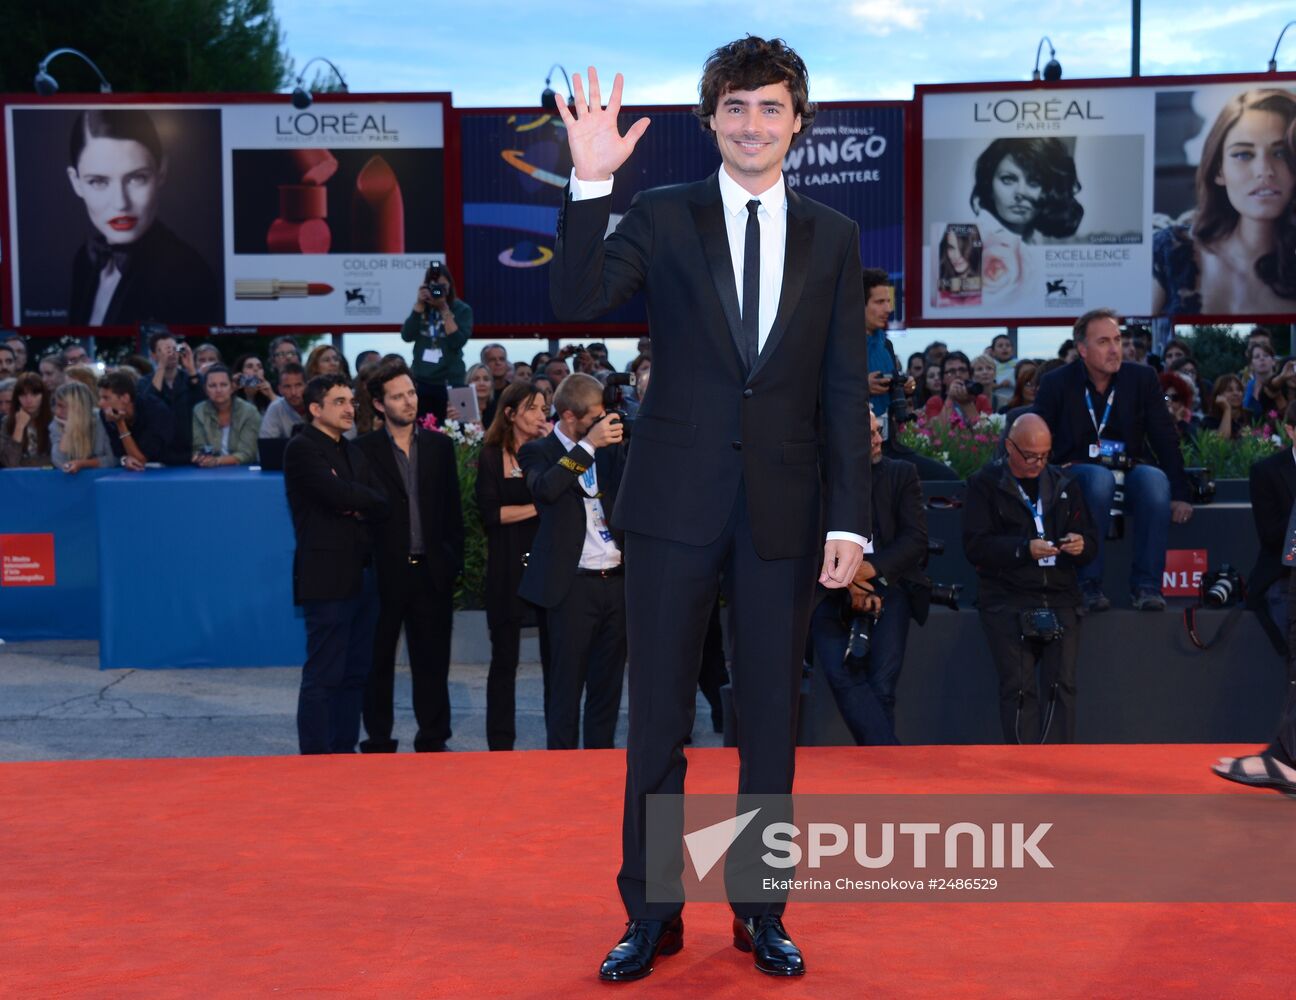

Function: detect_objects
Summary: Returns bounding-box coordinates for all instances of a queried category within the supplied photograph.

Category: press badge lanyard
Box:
[1085,386,1115,440]
[1014,479,1056,567]
[1013,480,1046,539]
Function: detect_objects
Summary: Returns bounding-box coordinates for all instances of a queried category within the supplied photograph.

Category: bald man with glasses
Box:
[962,414,1098,744]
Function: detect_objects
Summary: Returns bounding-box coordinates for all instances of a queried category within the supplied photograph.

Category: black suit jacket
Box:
[1032,359,1189,501]
[1249,449,1296,597]
[283,425,389,604]
[549,171,871,559]
[868,457,931,614]
[516,432,626,609]
[355,427,464,599]
[69,221,221,327]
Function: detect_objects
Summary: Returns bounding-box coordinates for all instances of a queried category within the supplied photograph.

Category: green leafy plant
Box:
[422,415,487,610]
[896,413,1002,480]
[1181,424,1282,479]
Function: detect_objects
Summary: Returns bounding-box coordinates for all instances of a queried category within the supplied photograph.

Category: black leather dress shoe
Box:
[598,917,683,982]
[732,916,805,976]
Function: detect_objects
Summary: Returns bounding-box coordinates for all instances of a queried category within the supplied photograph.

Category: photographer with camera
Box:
[963,414,1097,744]
[400,260,473,422]
[518,373,628,750]
[862,269,958,481]
[923,351,993,426]
[809,409,929,745]
[142,329,204,465]
[1033,308,1193,613]
[1248,401,1296,638]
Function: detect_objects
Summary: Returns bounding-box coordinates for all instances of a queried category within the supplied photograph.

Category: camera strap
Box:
[1085,386,1115,440]
[1183,602,1248,652]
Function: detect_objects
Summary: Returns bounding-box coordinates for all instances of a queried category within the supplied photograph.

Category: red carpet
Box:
[1,744,1290,998]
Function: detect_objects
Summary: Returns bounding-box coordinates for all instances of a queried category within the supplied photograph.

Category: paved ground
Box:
[0,641,725,761]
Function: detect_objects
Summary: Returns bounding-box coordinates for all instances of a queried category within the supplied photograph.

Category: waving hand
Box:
[553,67,651,182]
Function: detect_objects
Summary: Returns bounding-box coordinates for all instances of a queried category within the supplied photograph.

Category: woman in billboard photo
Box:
[65,110,220,326]
[1153,88,1296,316]
[964,137,1083,304]
[934,223,982,306]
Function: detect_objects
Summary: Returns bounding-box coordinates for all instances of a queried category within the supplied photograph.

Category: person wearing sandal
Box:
[1213,481,1296,797]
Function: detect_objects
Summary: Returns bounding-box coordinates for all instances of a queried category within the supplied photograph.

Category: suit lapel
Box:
[750,189,815,382]
[689,176,746,371]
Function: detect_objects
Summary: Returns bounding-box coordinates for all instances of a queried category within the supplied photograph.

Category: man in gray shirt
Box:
[259,363,308,438]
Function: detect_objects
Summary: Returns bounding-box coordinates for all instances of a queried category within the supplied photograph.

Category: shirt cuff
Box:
[826,530,873,554]
[569,169,614,201]
[578,440,596,457]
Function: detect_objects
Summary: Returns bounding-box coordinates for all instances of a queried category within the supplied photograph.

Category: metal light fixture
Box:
[33,48,113,95]
[290,57,349,110]
[1031,37,1062,82]
[1269,20,1296,71]
[541,64,574,114]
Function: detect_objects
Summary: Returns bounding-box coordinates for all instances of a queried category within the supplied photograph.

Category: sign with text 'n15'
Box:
[1163,549,1207,597]
[1,533,56,587]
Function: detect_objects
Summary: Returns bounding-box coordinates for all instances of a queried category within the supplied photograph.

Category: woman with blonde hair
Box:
[51,381,114,473]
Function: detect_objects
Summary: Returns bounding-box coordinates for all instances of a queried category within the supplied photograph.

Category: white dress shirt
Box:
[88,262,122,326]
[554,426,622,571]
[567,166,869,554]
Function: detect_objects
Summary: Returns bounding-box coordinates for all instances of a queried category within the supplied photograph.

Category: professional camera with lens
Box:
[597,371,635,410]
[1200,564,1243,608]
[930,582,962,610]
[1095,449,1133,473]
[844,612,878,668]
[887,375,916,425]
[1184,466,1216,506]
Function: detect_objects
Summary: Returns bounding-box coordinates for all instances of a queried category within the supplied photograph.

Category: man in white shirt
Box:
[517,373,628,751]
[550,36,871,981]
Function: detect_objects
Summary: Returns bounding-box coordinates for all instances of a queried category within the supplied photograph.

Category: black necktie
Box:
[742,198,761,370]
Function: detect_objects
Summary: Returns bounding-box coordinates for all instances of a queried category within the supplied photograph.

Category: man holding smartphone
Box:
[962,414,1097,744]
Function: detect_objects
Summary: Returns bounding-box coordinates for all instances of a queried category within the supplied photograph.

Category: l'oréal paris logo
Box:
[274,112,399,140]
[973,98,1104,132]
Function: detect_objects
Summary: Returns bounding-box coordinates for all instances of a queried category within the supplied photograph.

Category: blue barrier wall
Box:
[95,469,305,669]
[0,468,105,641]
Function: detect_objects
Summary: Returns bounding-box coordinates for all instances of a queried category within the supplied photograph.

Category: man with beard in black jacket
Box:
[963,413,1097,744]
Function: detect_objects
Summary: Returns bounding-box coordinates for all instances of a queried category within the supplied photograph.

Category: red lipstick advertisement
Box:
[223,99,447,325]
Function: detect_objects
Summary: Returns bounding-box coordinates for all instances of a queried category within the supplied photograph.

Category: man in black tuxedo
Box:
[284,374,388,754]
[1214,401,1296,794]
[1032,308,1192,613]
[550,37,870,981]
[356,361,464,753]
[518,373,628,750]
[1248,401,1296,638]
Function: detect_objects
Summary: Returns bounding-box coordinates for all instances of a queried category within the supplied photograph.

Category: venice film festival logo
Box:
[1045,275,1084,308]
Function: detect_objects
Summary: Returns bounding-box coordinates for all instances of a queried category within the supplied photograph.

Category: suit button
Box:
[731,441,742,451]
[743,389,753,398]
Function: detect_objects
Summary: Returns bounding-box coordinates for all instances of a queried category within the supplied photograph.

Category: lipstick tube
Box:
[234,279,335,300]
[351,155,405,253]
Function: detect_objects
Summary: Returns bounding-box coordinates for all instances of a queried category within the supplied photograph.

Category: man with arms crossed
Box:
[551,37,870,981]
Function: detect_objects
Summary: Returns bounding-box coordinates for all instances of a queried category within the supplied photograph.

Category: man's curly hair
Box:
[694,36,815,139]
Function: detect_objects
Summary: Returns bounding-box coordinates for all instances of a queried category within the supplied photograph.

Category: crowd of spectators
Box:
[0,281,1289,754]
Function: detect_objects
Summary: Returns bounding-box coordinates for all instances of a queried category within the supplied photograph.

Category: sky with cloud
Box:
[274,0,1295,106]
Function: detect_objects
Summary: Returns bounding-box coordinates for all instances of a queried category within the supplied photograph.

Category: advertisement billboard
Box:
[911,72,1296,325]
[461,102,905,331]
[2,94,452,332]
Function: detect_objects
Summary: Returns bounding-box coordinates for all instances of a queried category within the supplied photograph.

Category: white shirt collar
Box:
[554,425,577,452]
[717,165,785,220]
